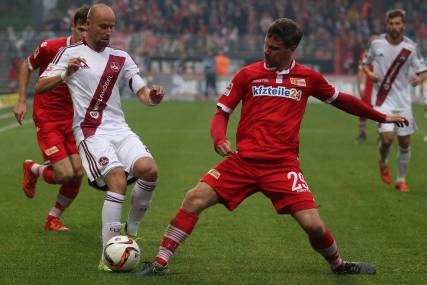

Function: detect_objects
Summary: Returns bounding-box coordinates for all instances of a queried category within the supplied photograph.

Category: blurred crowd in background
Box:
[1,0,427,93]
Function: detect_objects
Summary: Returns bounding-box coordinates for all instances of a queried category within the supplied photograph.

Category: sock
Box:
[397,147,410,182]
[48,179,81,219]
[358,117,366,134]
[102,191,125,248]
[309,228,344,271]
[31,163,56,184]
[155,208,199,266]
[126,180,156,237]
[378,141,391,165]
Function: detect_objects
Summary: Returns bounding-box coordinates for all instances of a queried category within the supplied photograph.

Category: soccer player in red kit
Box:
[137,18,408,276]
[13,6,89,231]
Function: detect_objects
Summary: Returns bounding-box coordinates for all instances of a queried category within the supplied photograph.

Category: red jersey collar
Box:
[263,60,295,74]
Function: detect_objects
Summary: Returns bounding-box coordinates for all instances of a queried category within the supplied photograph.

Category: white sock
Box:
[397,147,411,182]
[126,180,156,236]
[102,191,125,248]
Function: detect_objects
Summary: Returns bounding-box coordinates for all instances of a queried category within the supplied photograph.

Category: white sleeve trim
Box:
[27,58,34,70]
[324,88,339,104]
[217,103,232,113]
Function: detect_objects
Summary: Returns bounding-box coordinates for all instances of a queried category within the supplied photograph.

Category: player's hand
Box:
[214,139,233,157]
[149,85,165,105]
[367,72,381,82]
[13,101,27,125]
[66,57,87,76]
[408,75,423,87]
[385,115,409,128]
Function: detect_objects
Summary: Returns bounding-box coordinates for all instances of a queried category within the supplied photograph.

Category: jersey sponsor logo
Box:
[98,156,109,166]
[208,169,220,180]
[45,146,59,156]
[252,85,302,101]
[110,62,120,72]
[223,82,233,96]
[290,78,306,87]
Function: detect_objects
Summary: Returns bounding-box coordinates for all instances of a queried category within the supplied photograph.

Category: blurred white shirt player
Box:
[362,9,427,192]
[36,3,165,271]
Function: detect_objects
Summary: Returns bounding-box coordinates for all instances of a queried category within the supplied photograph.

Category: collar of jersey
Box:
[263,60,295,75]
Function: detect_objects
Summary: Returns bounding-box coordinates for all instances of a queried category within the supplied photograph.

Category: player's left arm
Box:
[312,72,408,127]
[408,45,427,86]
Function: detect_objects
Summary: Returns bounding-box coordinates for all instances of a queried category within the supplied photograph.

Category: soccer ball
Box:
[103,235,141,272]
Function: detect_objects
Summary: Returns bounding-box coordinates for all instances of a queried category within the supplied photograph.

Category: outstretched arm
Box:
[330,92,409,127]
[210,108,232,157]
[13,60,31,124]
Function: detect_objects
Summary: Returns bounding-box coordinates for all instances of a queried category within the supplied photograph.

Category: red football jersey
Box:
[217,61,338,161]
[28,36,73,124]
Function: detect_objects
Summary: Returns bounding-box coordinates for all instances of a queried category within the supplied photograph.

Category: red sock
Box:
[48,178,81,218]
[155,208,199,266]
[309,228,344,271]
[41,166,56,184]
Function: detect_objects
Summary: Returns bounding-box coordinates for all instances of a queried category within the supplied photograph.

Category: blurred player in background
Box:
[362,9,427,192]
[13,6,89,231]
[137,18,408,277]
[355,33,379,143]
[35,3,165,271]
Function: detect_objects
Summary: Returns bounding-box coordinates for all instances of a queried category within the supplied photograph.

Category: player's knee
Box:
[134,160,158,182]
[54,169,74,184]
[73,166,84,180]
[304,221,325,238]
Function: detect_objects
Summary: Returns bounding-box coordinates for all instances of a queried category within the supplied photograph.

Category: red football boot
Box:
[22,160,38,198]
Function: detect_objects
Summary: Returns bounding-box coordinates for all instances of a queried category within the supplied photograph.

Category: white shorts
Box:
[78,132,153,188]
[374,106,417,136]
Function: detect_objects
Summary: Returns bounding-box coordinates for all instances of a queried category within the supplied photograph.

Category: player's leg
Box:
[125,156,158,237]
[424,103,427,142]
[292,209,375,274]
[377,130,394,184]
[45,154,84,231]
[137,182,220,276]
[395,135,411,192]
[355,117,367,143]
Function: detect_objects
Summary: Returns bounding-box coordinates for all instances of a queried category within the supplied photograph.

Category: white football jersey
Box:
[41,41,146,143]
[363,34,427,110]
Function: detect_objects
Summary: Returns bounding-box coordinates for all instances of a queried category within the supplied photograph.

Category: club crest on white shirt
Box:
[110,62,120,72]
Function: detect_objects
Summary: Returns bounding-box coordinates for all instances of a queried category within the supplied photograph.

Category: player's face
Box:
[71,23,87,42]
[264,35,291,69]
[386,16,404,39]
[87,11,115,50]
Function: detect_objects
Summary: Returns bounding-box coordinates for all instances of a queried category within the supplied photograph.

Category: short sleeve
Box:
[311,71,339,103]
[28,40,49,70]
[39,47,68,78]
[123,53,146,94]
[217,69,247,113]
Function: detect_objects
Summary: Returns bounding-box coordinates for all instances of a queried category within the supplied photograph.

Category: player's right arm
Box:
[210,68,246,156]
[35,51,86,94]
[13,60,32,124]
[361,42,381,82]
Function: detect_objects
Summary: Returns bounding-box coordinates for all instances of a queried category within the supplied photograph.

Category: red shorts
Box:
[201,154,317,214]
[36,120,78,164]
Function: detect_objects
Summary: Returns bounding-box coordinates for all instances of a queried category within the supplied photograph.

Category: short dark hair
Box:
[386,9,406,22]
[73,5,90,25]
[266,18,303,50]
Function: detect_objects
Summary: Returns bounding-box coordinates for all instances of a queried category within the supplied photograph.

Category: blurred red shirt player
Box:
[137,18,408,277]
[13,6,89,231]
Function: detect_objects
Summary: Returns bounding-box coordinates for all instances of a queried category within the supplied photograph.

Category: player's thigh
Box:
[36,127,71,164]
[69,153,84,177]
[260,163,318,214]
[115,133,154,178]
[395,109,417,137]
[78,136,121,186]
[200,154,258,211]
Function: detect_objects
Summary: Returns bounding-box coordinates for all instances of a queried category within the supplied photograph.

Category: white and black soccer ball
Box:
[103,235,141,272]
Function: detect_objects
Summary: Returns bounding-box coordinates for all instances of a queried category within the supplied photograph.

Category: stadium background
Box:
[1,1,427,285]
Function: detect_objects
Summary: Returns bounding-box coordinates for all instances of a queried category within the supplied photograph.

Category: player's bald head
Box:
[87,3,115,22]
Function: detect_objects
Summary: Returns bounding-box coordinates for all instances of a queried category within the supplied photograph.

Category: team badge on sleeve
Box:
[223,82,233,96]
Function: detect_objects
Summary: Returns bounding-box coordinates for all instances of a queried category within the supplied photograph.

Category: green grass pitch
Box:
[0,100,426,285]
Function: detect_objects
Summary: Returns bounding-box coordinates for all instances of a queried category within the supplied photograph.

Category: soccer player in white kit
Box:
[362,9,427,192]
[35,3,165,270]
